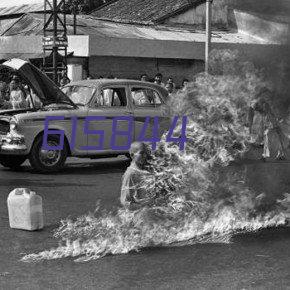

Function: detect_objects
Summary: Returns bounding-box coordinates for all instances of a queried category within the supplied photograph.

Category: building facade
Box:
[0,0,288,86]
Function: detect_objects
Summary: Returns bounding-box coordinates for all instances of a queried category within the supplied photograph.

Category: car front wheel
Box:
[0,155,27,169]
[29,135,68,173]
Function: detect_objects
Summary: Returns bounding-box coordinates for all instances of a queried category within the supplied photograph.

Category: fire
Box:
[22,50,290,263]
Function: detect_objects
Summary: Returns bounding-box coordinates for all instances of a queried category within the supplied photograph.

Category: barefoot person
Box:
[120,142,153,209]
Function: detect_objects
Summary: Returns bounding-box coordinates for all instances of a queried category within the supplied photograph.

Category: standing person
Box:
[140,74,149,82]
[165,82,174,95]
[154,73,165,87]
[181,78,189,91]
[166,77,176,90]
[26,87,42,109]
[248,93,287,160]
[0,81,11,110]
[0,81,7,99]
[9,78,27,109]
[120,142,153,209]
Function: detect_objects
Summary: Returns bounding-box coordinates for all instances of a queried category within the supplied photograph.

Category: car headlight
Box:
[10,118,18,132]
[10,123,17,131]
[3,133,25,145]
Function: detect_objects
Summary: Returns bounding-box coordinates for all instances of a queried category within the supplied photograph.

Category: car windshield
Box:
[62,85,95,106]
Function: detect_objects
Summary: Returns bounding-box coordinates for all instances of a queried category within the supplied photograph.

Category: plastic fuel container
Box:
[7,188,44,231]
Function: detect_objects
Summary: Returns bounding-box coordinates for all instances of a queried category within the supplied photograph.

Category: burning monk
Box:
[120,142,154,209]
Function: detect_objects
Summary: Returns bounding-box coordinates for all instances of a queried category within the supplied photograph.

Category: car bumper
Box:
[0,134,29,155]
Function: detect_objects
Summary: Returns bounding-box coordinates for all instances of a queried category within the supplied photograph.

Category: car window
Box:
[62,86,95,106]
[131,87,163,107]
[93,87,127,107]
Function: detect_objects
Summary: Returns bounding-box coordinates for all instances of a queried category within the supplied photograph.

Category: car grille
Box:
[0,120,9,135]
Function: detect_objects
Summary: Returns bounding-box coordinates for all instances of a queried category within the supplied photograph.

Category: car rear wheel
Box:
[0,155,27,169]
[29,135,68,173]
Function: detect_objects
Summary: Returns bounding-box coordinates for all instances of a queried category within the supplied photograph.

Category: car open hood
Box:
[0,58,75,107]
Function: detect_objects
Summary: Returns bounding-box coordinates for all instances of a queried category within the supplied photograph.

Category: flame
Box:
[22,49,289,263]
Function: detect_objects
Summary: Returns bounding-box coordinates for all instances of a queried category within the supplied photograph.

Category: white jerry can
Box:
[7,188,44,231]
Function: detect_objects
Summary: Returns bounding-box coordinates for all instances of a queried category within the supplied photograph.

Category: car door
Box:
[86,85,134,154]
[129,85,170,143]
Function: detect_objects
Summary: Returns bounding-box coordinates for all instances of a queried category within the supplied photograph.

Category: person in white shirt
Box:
[26,87,42,109]
[154,73,165,87]
[9,79,27,109]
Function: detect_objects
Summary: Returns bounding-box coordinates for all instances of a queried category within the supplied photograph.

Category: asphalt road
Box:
[0,158,290,289]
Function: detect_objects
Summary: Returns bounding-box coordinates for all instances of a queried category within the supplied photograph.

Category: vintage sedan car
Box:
[0,59,170,172]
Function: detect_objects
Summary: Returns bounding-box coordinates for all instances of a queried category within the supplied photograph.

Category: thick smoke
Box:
[225,0,290,115]
[22,50,290,263]
[228,0,290,17]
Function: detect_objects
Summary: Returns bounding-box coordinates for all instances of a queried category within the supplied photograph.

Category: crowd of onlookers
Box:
[0,70,190,110]
[60,71,190,96]
[140,73,189,94]
[94,73,190,94]
[0,75,42,110]
[85,72,190,94]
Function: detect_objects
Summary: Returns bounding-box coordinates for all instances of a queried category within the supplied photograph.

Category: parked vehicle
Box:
[0,59,170,172]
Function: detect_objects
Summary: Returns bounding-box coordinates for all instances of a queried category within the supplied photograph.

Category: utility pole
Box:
[43,0,68,84]
[205,0,213,74]
[73,1,77,35]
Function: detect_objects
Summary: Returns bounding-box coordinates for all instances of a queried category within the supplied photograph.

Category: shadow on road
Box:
[59,158,130,176]
[0,158,131,176]
[232,225,290,244]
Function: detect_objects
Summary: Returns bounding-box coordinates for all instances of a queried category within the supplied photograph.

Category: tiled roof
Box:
[0,13,283,48]
[0,13,274,45]
[91,0,204,24]
[2,14,43,36]
[0,13,132,36]
[0,17,20,35]
[0,12,280,62]
[0,3,46,17]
